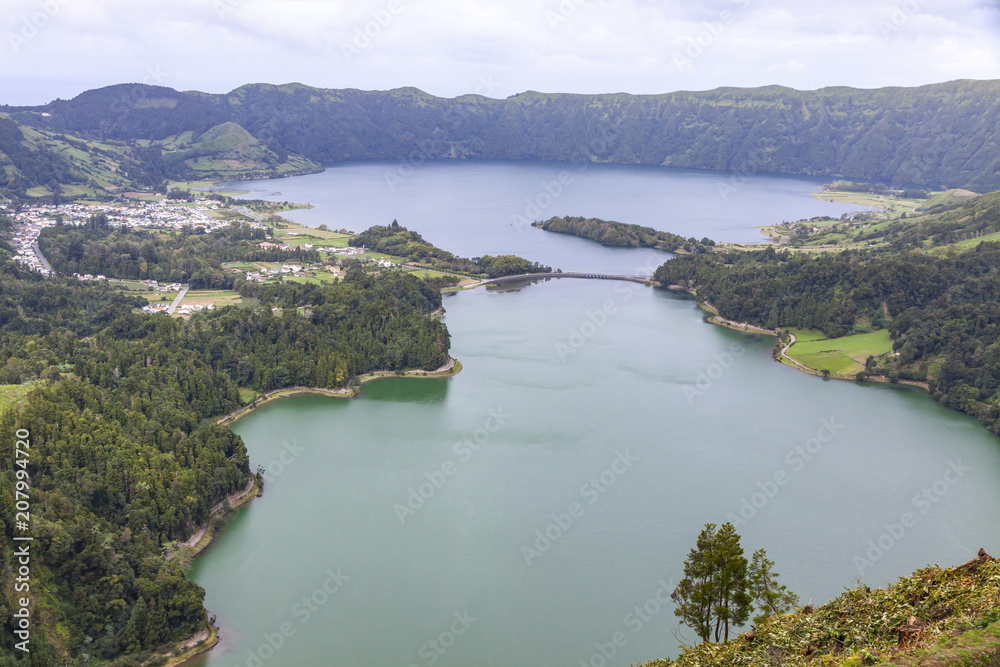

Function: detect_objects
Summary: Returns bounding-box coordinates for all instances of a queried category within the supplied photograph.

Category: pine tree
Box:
[125,597,148,654]
[712,522,752,642]
[748,548,800,625]
[671,523,718,643]
[672,522,753,643]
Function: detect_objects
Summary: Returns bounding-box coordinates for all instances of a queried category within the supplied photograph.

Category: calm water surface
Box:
[187,163,1000,667]
[217,160,871,272]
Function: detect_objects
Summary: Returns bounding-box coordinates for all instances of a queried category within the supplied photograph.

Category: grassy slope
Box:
[779,189,998,251]
[0,115,321,197]
[159,121,320,179]
[641,555,1000,667]
[4,119,138,196]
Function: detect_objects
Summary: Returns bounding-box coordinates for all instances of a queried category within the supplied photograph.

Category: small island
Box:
[532,216,714,253]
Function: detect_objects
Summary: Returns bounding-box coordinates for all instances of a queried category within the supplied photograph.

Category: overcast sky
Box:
[2,0,999,105]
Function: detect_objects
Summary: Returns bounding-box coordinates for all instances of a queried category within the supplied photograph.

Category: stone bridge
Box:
[482,272,649,285]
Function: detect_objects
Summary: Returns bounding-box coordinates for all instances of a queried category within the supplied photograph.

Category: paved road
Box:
[167,285,190,315]
[32,241,53,273]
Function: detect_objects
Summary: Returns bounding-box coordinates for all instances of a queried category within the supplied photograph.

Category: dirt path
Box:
[777,332,816,373]
[214,358,460,426]
[166,478,256,560]
[360,357,456,380]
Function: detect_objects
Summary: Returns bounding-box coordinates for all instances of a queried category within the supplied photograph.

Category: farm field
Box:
[785,328,893,375]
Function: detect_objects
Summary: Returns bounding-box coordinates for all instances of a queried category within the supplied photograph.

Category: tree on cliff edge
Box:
[672,522,798,643]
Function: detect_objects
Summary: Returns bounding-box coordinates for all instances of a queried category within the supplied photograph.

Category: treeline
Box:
[351,220,552,277]
[0,260,449,664]
[532,216,713,253]
[38,216,320,288]
[654,242,1000,434]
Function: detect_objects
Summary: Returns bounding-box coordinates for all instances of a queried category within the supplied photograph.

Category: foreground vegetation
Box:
[644,552,1000,667]
[672,523,798,644]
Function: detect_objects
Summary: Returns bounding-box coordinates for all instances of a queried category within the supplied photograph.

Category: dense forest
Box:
[532,216,713,253]
[351,220,552,277]
[38,215,319,289]
[0,253,449,664]
[6,79,1000,194]
[654,241,1000,435]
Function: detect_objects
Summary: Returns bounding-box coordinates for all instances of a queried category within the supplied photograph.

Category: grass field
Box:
[360,251,407,263]
[111,280,157,292]
[810,190,927,216]
[0,384,33,413]
[285,271,341,285]
[918,188,979,211]
[143,291,179,305]
[180,290,244,308]
[238,388,257,403]
[274,226,351,248]
[404,269,450,278]
[786,328,893,375]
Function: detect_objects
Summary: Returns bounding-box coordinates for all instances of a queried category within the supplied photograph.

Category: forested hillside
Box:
[8,79,1000,191]
[0,256,449,664]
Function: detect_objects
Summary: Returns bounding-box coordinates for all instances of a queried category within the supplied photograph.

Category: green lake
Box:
[187,277,1000,666]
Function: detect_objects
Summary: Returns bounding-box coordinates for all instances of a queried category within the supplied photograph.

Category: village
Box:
[10,198,272,276]
[7,198,408,319]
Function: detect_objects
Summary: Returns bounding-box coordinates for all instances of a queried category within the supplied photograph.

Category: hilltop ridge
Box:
[4,79,1000,199]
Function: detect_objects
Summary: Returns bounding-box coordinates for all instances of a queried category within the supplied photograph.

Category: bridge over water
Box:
[481,272,650,285]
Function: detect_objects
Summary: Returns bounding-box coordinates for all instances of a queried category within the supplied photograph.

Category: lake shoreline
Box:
[168,358,462,665]
[214,357,462,427]
[676,291,933,392]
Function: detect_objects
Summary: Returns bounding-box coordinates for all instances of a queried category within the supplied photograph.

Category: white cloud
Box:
[0,0,998,104]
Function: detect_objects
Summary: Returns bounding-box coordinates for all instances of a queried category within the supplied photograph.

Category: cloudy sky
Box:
[2,0,999,105]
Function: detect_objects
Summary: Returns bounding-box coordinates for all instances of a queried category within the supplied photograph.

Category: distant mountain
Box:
[5,79,1000,195]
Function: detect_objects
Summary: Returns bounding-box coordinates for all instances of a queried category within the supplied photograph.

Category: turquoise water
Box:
[186,163,999,666]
